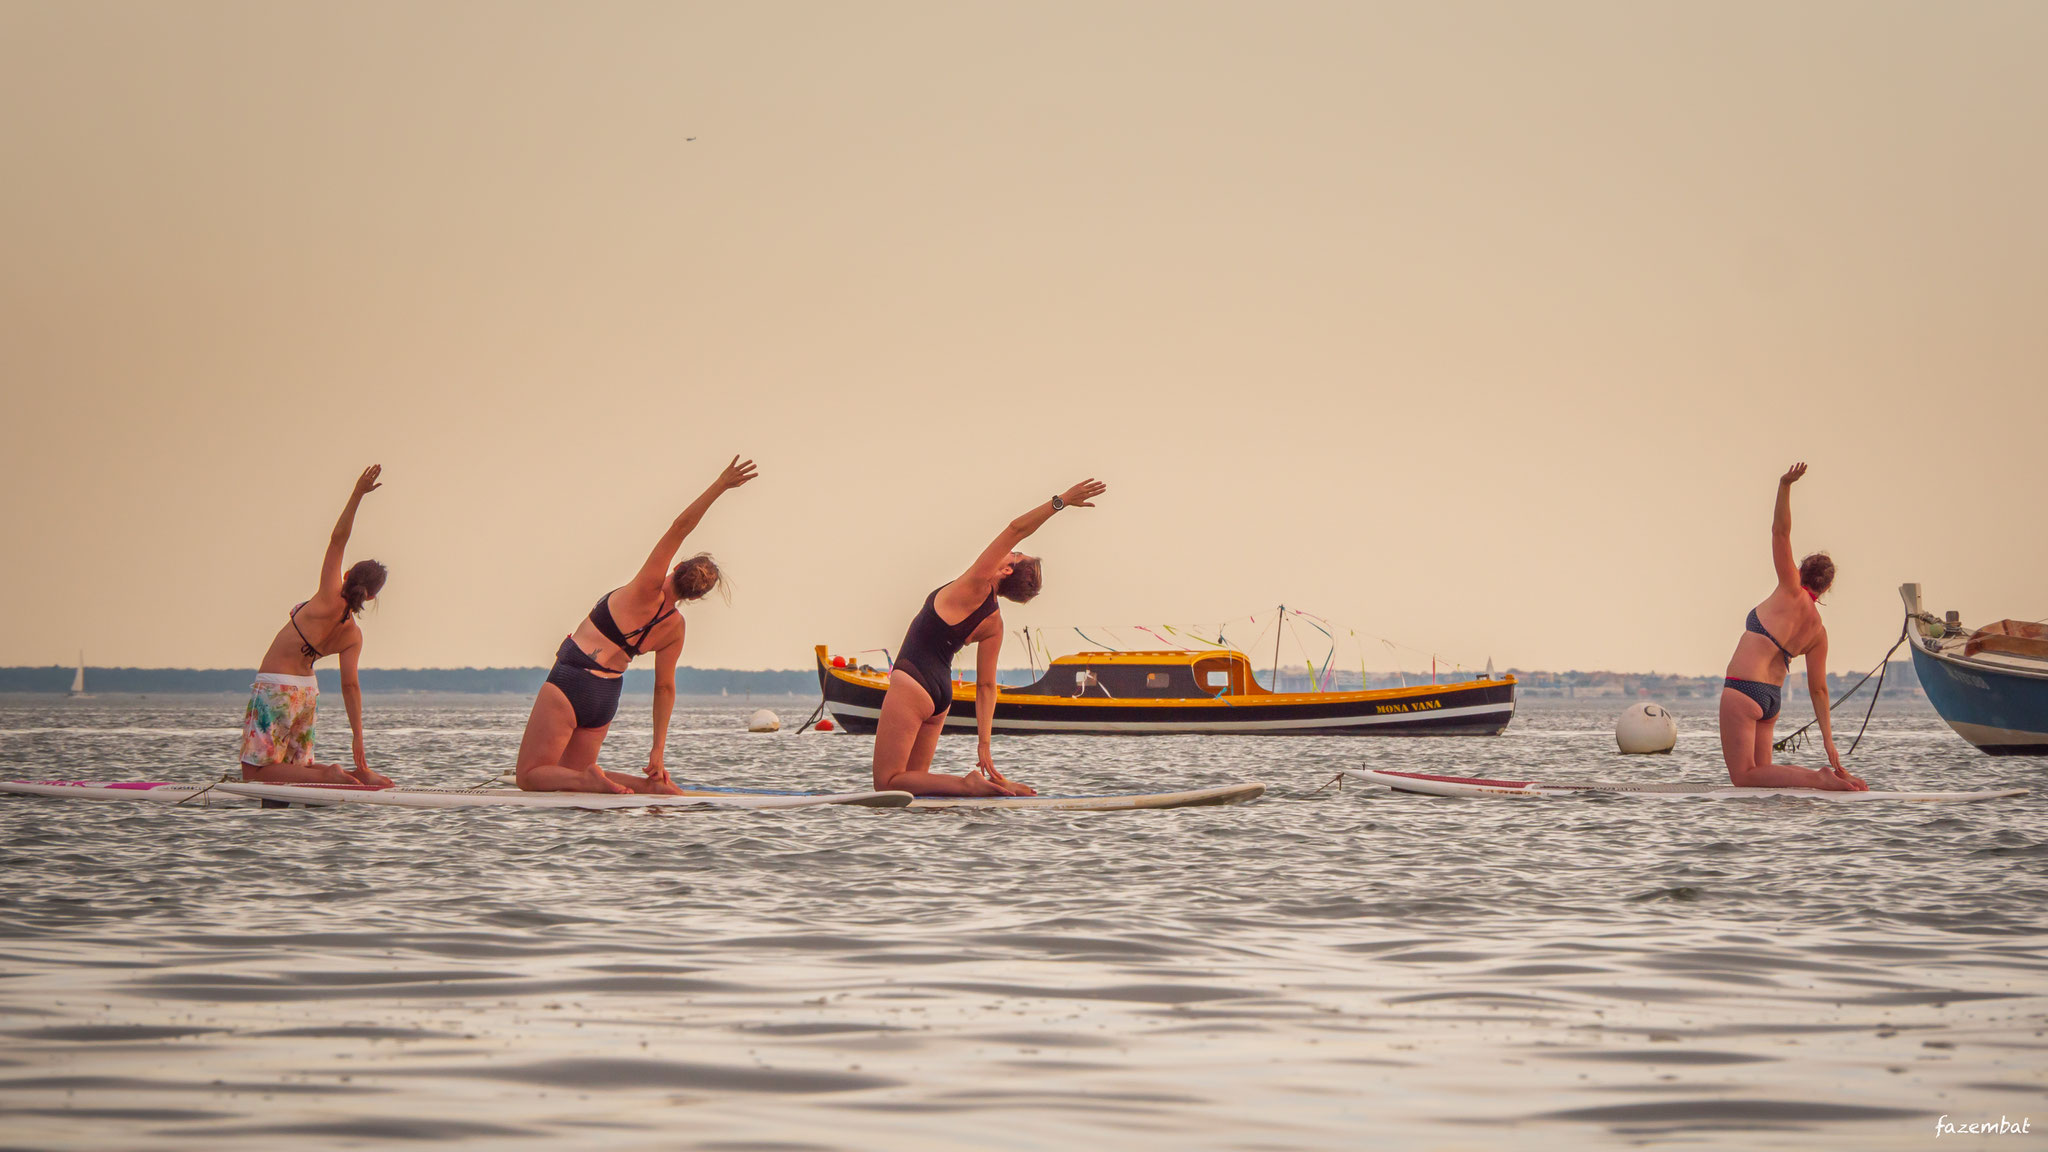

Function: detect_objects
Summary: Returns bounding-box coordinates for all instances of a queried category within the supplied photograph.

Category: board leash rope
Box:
[1305,773,1345,797]
[173,773,234,807]
[1774,616,1910,756]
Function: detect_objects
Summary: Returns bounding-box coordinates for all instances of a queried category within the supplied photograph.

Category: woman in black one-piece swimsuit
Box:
[514,457,756,795]
[872,479,1106,797]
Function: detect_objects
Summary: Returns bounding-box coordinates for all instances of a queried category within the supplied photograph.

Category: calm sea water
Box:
[2,693,2043,1150]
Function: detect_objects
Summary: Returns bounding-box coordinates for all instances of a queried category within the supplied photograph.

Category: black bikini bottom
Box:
[1723,677,1781,722]
[547,636,623,729]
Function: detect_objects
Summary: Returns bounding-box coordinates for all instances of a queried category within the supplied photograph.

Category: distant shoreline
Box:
[0,666,815,695]
[0,691,817,707]
[3,662,1926,700]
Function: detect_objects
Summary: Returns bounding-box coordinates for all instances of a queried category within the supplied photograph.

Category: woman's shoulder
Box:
[1765,584,1808,609]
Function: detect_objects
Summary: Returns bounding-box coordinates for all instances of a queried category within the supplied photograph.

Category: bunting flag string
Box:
[1073,627,1119,652]
[983,607,1479,693]
[1134,625,1186,650]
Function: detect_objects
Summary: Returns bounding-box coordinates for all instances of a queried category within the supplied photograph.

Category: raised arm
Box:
[958,479,1107,588]
[629,457,757,594]
[320,466,382,597]
[1771,463,1804,591]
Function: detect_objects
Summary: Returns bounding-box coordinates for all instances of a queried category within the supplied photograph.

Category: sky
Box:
[1,1,2043,677]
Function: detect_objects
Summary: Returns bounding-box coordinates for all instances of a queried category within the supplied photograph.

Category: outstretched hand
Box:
[1059,478,1106,508]
[353,465,383,498]
[715,456,758,493]
[1780,462,1807,486]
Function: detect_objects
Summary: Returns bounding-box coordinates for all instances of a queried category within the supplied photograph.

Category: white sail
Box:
[70,653,86,696]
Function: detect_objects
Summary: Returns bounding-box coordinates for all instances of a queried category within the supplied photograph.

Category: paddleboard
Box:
[907,782,1264,810]
[494,771,924,804]
[0,780,247,805]
[1343,769,2025,804]
[215,782,912,810]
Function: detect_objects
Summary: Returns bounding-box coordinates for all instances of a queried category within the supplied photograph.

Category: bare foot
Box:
[350,768,394,788]
[968,769,1036,797]
[959,770,1008,796]
[643,773,683,796]
[243,760,355,785]
[587,768,632,795]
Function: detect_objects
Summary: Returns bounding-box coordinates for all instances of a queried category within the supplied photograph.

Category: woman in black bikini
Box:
[1719,463,1866,791]
[515,457,756,795]
[873,479,1107,797]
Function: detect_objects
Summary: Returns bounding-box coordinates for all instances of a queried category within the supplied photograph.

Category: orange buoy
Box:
[815,718,835,732]
[831,655,847,668]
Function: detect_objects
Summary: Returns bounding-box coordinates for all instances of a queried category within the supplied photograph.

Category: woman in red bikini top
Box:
[1718,463,1866,791]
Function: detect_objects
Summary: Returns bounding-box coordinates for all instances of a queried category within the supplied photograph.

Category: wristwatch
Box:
[1050,495,1065,511]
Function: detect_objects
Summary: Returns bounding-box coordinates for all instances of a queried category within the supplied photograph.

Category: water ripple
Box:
[0,696,2041,1149]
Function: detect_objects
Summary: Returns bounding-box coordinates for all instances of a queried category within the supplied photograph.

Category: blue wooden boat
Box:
[1902,583,2048,755]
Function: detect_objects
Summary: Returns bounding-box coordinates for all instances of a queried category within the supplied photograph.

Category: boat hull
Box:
[816,654,1515,737]
[1909,640,2048,756]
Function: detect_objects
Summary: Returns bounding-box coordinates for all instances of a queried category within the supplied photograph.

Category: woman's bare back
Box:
[256,596,358,676]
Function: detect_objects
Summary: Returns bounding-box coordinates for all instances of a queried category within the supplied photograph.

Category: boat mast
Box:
[1272,605,1284,691]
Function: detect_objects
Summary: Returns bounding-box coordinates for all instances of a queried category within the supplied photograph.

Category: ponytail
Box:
[342,560,388,616]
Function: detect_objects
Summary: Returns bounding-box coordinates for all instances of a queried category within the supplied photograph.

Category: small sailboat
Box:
[69,652,91,698]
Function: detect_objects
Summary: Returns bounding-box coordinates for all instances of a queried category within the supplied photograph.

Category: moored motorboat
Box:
[1902,583,2048,755]
[814,645,1515,736]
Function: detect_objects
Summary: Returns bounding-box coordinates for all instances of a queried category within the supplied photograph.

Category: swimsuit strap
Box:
[961,590,999,635]
[289,603,326,660]
[925,586,997,642]
[1746,608,1796,667]
[622,603,676,651]
[590,589,675,658]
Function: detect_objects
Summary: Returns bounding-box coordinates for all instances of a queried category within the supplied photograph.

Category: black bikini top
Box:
[590,589,675,658]
[1746,608,1795,667]
[289,602,335,660]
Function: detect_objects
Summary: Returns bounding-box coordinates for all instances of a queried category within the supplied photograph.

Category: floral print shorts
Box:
[239,673,319,766]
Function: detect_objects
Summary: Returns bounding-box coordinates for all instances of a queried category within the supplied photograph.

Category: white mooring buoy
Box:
[1615,702,1678,754]
[747,709,781,733]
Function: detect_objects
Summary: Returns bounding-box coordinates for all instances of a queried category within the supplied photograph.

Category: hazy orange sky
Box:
[2,2,2042,677]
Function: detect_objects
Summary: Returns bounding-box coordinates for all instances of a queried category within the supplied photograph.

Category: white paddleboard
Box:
[0,780,245,806]
[1344,769,2025,804]
[216,782,911,810]
[907,782,1264,810]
